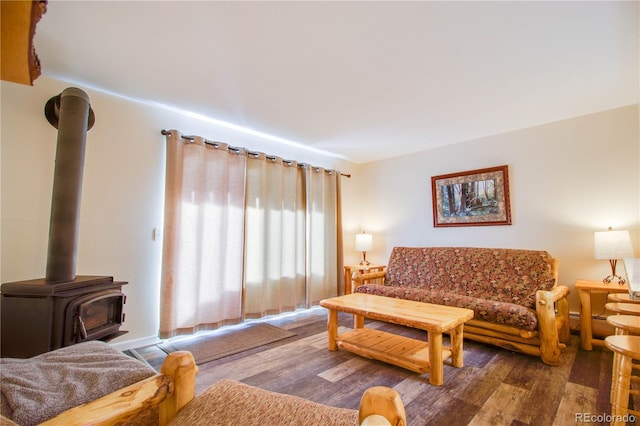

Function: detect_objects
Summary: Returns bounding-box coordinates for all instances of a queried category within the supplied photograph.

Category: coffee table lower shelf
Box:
[336,328,452,374]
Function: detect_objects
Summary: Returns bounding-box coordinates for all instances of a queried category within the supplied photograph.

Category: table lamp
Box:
[594,227,634,284]
[623,258,640,300]
[355,232,373,266]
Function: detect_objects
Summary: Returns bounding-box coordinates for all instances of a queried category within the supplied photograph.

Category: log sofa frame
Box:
[38,351,407,426]
[354,247,571,365]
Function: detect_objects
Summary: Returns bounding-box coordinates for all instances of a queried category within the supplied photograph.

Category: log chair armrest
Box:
[40,351,198,426]
[39,374,173,426]
[159,351,199,424]
[353,271,387,286]
[359,386,406,426]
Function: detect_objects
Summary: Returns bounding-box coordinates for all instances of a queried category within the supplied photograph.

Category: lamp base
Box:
[603,274,627,285]
[359,260,371,266]
[603,259,627,285]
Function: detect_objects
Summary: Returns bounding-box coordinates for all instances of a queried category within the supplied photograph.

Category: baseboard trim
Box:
[109,335,161,351]
[568,310,616,338]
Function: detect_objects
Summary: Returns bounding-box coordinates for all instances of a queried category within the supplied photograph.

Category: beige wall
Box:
[351,104,640,313]
[0,76,358,349]
[1,75,638,348]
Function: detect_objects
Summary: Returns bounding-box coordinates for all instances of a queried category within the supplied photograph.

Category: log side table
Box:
[576,279,629,350]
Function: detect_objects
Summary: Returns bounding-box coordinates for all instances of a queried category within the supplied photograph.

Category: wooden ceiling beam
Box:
[1,0,47,85]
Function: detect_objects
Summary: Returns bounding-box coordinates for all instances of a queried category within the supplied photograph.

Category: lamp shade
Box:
[355,233,373,252]
[594,230,634,259]
[623,258,640,300]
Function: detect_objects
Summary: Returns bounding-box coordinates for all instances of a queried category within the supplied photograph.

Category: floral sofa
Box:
[354,247,570,365]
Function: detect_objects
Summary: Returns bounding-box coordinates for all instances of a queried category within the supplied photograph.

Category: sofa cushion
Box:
[169,379,358,426]
[385,247,556,308]
[0,341,157,426]
[356,284,539,331]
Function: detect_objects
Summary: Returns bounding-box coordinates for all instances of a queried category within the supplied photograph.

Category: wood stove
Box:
[1,88,128,358]
[1,276,127,358]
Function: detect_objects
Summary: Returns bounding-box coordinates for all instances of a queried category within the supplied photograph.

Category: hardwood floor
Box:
[134,307,625,426]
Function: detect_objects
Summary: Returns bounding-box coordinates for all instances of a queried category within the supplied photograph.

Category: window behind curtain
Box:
[160,133,246,338]
[160,130,343,338]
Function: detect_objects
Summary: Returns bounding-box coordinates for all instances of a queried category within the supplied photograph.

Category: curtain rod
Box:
[161,129,351,178]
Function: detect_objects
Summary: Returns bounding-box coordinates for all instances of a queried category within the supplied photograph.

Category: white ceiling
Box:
[35,1,638,164]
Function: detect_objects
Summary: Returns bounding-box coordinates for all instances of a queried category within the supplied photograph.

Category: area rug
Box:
[158,323,296,365]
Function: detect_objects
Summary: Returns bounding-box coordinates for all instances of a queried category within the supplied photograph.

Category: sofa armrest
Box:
[546,285,570,302]
[353,271,387,286]
[535,285,570,365]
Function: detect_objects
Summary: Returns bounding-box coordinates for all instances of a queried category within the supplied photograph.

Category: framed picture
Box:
[431,165,511,227]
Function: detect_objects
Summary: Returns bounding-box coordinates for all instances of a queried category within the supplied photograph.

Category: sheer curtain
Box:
[159,131,246,338]
[160,130,343,337]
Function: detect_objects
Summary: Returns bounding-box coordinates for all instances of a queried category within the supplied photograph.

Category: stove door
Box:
[64,289,125,345]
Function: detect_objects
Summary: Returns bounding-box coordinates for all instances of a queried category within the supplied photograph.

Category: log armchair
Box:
[4,347,406,425]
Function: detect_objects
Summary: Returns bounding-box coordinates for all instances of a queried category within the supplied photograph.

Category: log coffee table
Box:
[319,293,474,386]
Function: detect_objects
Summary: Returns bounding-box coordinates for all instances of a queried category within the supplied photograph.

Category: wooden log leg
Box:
[611,350,619,404]
[611,354,632,425]
[354,313,364,329]
[427,331,444,386]
[344,267,352,295]
[556,296,571,344]
[449,325,464,368]
[578,289,593,350]
[327,309,338,351]
[611,327,627,404]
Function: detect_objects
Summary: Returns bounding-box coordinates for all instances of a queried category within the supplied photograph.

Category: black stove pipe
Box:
[44,87,95,283]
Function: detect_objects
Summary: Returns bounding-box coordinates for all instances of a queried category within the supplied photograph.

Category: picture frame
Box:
[431,165,511,227]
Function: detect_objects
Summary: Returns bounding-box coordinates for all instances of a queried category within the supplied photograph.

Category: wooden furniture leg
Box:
[354,313,365,329]
[578,288,593,350]
[449,324,464,368]
[327,309,338,351]
[344,267,353,295]
[427,331,443,386]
